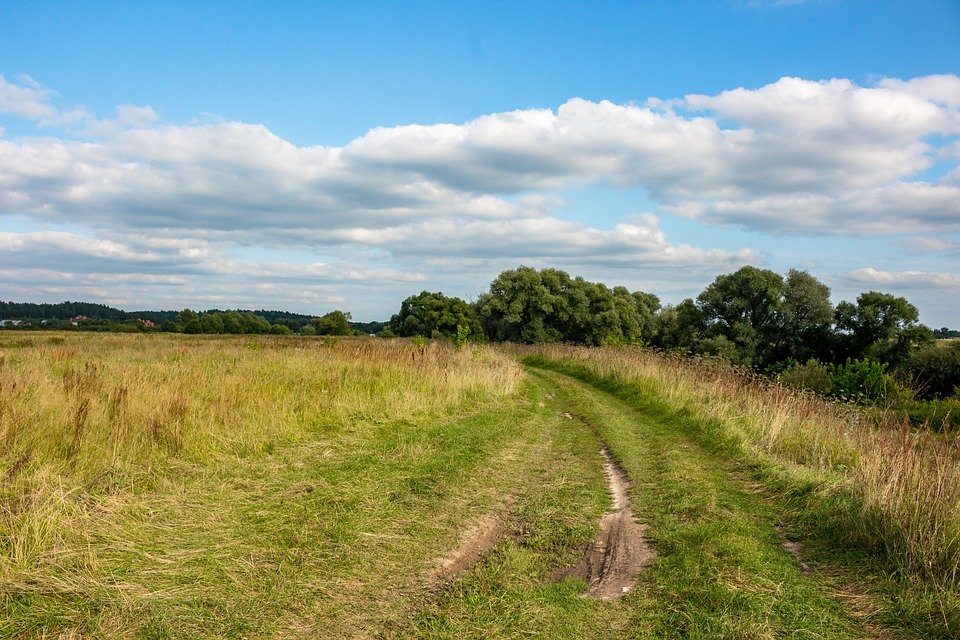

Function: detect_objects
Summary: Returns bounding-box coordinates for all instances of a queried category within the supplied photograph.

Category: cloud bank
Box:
[1,73,958,317]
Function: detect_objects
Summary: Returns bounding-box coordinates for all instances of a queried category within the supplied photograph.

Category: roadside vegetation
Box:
[522,344,960,635]
[3,262,960,636]
[10,263,955,428]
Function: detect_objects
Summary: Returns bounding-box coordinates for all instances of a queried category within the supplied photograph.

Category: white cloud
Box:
[2,73,959,317]
[0,74,56,120]
[6,74,956,239]
[879,75,960,109]
[841,268,960,289]
[897,237,959,254]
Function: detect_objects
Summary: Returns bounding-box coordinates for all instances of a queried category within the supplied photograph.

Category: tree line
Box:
[385,266,959,412]
[4,265,957,413]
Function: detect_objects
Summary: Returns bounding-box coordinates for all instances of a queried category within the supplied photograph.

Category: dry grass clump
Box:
[523,344,960,594]
[0,332,520,581]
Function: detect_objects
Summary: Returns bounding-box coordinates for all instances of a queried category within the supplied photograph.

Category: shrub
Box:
[829,358,911,404]
[779,359,833,395]
[904,342,960,400]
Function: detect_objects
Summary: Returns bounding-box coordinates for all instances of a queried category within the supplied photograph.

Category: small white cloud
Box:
[0,74,57,120]
[841,268,960,289]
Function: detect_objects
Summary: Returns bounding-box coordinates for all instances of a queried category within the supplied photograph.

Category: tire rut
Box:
[555,447,655,599]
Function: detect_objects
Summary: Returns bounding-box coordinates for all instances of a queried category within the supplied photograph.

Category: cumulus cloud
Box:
[2,73,959,316]
[3,74,958,240]
[0,74,57,120]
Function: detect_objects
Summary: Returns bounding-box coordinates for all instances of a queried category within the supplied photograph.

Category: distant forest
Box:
[0,301,385,335]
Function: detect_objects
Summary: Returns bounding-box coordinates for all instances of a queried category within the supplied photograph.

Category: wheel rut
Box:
[555,446,655,599]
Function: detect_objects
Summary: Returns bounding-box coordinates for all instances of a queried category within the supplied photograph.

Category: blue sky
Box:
[1,0,959,324]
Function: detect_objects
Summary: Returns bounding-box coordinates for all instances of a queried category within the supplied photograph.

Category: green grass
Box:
[2,394,533,637]
[527,358,958,639]
[5,335,957,638]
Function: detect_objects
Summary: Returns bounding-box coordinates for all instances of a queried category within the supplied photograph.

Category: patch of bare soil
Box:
[430,513,507,580]
[781,538,813,575]
[555,448,655,599]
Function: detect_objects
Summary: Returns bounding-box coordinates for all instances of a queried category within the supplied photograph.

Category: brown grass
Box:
[0,332,521,582]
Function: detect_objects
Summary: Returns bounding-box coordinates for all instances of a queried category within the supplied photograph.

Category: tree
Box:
[200,313,224,334]
[476,267,658,345]
[631,290,661,343]
[835,292,932,366]
[240,312,271,334]
[221,311,245,334]
[904,342,960,400]
[652,299,705,352]
[389,291,482,339]
[176,309,199,329]
[476,267,572,343]
[311,310,354,336]
[182,318,202,334]
[779,269,834,363]
[697,266,784,366]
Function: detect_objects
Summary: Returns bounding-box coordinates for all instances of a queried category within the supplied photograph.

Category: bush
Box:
[779,359,833,395]
[904,342,960,400]
[901,398,960,432]
[829,358,911,404]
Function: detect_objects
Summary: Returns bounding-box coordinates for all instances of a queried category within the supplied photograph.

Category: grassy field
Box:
[2,334,958,638]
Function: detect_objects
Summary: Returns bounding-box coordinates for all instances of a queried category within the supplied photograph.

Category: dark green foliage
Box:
[0,300,129,321]
[182,319,203,334]
[835,292,932,366]
[696,266,785,366]
[389,291,482,340]
[904,342,960,400]
[310,310,355,336]
[474,266,657,345]
[651,299,705,352]
[779,269,835,364]
[200,314,224,334]
[933,328,960,338]
[350,320,389,335]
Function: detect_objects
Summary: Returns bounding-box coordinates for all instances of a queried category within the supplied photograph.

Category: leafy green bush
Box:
[904,342,960,400]
[778,359,833,395]
[829,358,911,404]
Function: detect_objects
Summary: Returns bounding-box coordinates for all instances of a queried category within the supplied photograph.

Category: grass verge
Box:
[526,354,959,638]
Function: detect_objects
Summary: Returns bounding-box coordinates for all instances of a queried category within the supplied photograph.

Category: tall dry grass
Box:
[0,332,520,581]
[523,344,960,595]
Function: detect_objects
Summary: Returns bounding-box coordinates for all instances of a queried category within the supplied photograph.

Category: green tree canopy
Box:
[476,267,657,345]
[697,266,785,366]
[835,292,932,366]
[778,269,835,363]
[311,310,354,336]
[389,291,482,339]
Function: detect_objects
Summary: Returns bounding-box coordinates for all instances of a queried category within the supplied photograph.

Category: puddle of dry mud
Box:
[554,447,655,599]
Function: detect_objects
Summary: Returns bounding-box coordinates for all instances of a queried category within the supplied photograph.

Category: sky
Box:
[1,1,959,325]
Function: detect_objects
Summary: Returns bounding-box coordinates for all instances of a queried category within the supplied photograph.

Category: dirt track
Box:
[557,447,655,599]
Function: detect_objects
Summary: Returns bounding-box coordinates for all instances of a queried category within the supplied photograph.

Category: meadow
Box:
[2,333,958,638]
